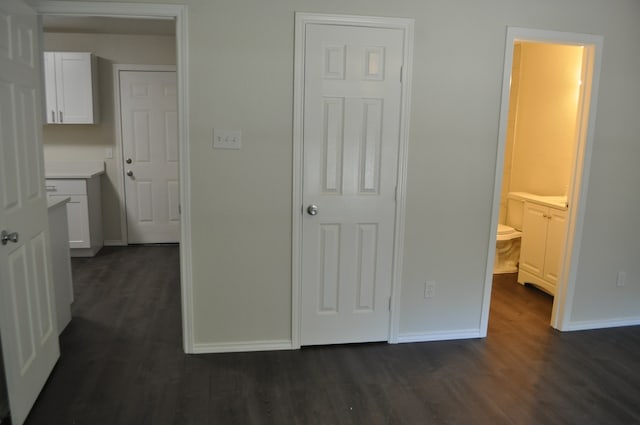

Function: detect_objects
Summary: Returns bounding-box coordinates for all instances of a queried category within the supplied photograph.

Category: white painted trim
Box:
[480,27,604,335]
[193,340,293,354]
[553,38,603,332]
[390,18,415,344]
[292,12,414,348]
[397,329,482,344]
[113,64,177,246]
[32,1,181,19]
[103,240,126,246]
[33,1,195,353]
[566,318,640,332]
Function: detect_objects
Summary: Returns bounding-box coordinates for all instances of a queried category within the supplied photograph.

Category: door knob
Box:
[126,158,132,164]
[1,230,19,245]
[126,170,134,177]
[307,204,319,216]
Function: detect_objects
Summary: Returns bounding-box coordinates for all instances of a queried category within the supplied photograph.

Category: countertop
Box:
[45,161,105,179]
[508,191,568,210]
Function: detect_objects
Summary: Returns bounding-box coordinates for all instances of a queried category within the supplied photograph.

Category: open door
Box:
[0,0,60,423]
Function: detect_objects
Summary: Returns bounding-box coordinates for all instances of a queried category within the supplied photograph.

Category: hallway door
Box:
[300,23,404,345]
[0,0,60,423]
[119,70,179,244]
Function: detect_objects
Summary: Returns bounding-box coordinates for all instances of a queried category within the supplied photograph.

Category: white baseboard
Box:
[192,339,293,354]
[565,317,640,331]
[104,240,126,246]
[396,328,482,344]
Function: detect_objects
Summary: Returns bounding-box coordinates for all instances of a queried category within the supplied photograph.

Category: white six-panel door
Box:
[300,24,404,345]
[0,0,60,423]
[119,71,179,244]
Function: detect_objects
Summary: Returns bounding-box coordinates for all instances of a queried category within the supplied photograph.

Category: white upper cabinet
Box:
[44,52,99,124]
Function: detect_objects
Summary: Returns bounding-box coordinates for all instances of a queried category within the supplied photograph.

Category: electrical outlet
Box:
[617,271,626,287]
[424,281,436,298]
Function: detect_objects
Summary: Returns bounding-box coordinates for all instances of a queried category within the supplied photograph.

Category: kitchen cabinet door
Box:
[43,52,99,124]
[48,194,91,249]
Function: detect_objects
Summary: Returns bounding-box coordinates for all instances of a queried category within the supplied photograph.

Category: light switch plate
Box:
[213,129,242,150]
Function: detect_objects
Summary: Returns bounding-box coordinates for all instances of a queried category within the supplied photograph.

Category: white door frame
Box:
[32,1,196,353]
[113,64,177,245]
[292,13,414,348]
[480,27,604,334]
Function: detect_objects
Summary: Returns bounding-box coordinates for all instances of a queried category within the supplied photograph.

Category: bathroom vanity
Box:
[508,192,568,295]
[45,161,104,257]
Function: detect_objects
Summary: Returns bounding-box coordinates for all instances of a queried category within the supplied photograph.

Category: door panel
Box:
[0,1,60,423]
[543,209,566,284]
[520,203,547,276]
[301,24,403,345]
[120,71,179,244]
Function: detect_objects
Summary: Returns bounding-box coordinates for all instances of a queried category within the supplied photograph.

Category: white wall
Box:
[42,32,176,243]
[55,0,640,346]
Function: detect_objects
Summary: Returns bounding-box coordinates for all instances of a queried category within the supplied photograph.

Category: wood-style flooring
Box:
[21,246,640,424]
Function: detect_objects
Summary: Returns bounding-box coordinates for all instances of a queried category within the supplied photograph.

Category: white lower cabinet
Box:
[47,199,73,333]
[46,176,103,257]
[517,202,566,295]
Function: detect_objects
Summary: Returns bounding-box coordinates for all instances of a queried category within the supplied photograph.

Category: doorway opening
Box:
[481,27,604,334]
[34,2,195,352]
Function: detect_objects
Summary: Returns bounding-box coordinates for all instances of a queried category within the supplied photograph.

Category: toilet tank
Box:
[506,197,525,231]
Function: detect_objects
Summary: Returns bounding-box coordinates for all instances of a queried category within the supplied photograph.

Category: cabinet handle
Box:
[67,201,81,204]
[59,111,63,123]
[45,185,57,191]
[51,110,56,123]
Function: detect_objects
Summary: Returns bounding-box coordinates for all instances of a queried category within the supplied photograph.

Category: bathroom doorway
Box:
[480,27,603,333]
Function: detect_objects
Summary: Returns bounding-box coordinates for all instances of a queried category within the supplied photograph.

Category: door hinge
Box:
[395,185,398,202]
[178,203,181,214]
[388,296,392,311]
[400,66,403,83]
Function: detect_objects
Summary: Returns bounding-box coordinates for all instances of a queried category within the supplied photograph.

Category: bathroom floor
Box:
[489,271,554,333]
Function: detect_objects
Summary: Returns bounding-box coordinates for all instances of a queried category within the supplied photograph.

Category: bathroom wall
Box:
[504,42,585,200]
[42,32,176,243]
[499,43,522,224]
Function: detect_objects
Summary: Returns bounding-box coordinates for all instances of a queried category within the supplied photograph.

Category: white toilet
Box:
[494,196,524,274]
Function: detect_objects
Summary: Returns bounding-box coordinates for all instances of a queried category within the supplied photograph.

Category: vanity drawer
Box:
[45,179,87,195]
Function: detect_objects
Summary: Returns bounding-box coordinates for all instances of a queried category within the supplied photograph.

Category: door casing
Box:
[292,13,415,348]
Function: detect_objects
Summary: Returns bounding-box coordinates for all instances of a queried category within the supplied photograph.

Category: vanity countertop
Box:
[508,191,568,210]
[45,161,105,179]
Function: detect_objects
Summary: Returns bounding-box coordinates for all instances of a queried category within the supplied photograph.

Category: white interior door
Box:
[0,0,60,423]
[300,24,404,345]
[120,70,179,244]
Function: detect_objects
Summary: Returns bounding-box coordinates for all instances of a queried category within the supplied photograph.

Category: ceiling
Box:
[42,16,176,36]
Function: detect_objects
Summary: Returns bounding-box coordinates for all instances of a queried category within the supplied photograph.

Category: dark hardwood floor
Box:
[22,246,640,424]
